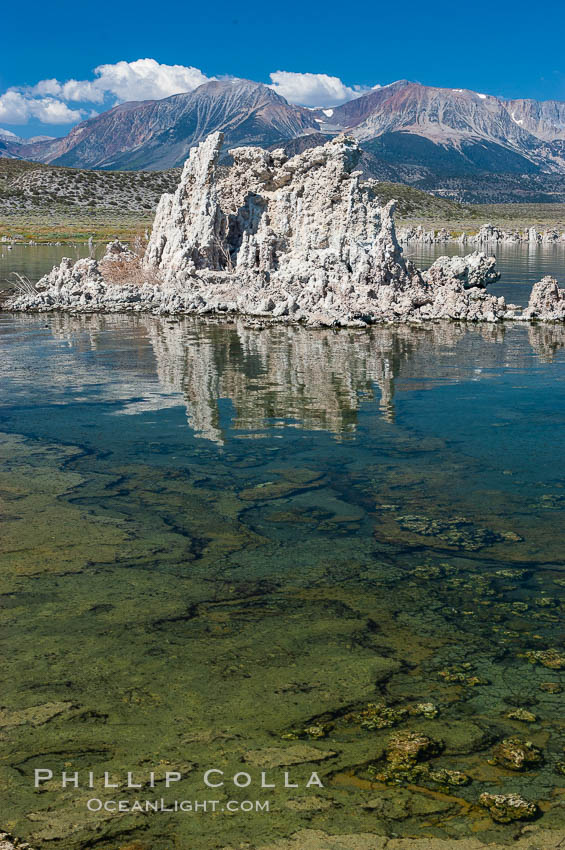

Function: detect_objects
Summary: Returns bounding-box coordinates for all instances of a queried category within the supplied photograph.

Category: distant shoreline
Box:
[3,205,565,245]
[0,211,154,245]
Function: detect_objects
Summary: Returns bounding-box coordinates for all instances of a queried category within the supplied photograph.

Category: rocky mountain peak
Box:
[3,77,565,202]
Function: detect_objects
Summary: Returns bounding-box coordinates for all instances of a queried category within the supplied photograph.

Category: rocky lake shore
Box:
[398,221,565,245]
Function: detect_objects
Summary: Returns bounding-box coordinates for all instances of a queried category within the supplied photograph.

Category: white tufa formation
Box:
[523,276,565,321]
[143,132,508,324]
[398,222,565,245]
[422,252,500,289]
[7,132,561,325]
[0,833,33,850]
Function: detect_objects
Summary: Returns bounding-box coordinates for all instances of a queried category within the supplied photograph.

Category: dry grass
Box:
[97,228,162,287]
[397,203,565,234]
[99,255,162,287]
[9,272,37,295]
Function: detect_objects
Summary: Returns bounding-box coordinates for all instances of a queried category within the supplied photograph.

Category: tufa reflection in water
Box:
[4,313,564,444]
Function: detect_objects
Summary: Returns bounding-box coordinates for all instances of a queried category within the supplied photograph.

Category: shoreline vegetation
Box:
[0,210,154,244]
[3,203,565,245]
[0,157,175,243]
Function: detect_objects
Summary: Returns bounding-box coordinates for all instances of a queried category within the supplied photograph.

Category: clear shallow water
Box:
[0,310,564,850]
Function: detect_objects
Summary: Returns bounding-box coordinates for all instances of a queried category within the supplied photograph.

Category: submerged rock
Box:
[344,702,408,730]
[301,724,331,740]
[479,792,539,823]
[429,768,470,786]
[409,702,439,719]
[524,648,565,669]
[395,514,506,550]
[491,736,543,770]
[385,730,442,768]
[506,708,537,723]
[438,667,489,687]
[0,834,33,850]
[539,682,562,694]
[368,730,443,784]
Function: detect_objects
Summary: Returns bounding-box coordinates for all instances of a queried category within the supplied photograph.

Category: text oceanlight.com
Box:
[86,798,270,813]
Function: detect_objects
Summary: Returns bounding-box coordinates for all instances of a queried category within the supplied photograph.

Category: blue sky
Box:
[2,0,564,138]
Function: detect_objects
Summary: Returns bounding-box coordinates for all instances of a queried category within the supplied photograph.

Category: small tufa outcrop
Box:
[423,252,500,289]
[103,239,138,263]
[11,241,159,312]
[0,833,34,850]
[524,276,565,321]
[479,792,539,823]
[398,222,565,245]
[490,737,543,771]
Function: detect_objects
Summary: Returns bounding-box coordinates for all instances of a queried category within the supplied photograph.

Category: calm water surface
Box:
[0,244,91,293]
[0,246,564,849]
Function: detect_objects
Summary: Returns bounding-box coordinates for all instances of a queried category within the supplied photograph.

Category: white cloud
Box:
[1,58,212,128]
[31,59,213,105]
[268,71,375,107]
[0,90,85,125]
[1,60,374,129]
[33,77,104,103]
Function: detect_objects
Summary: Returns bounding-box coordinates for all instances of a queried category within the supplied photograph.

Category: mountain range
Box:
[3,79,565,202]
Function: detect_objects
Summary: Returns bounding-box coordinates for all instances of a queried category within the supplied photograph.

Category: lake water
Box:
[0,246,564,850]
[0,244,91,293]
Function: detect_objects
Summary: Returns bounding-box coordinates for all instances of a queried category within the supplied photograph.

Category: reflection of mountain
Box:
[5,314,564,443]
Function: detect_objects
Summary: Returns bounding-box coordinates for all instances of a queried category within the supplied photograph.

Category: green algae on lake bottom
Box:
[0,312,564,850]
